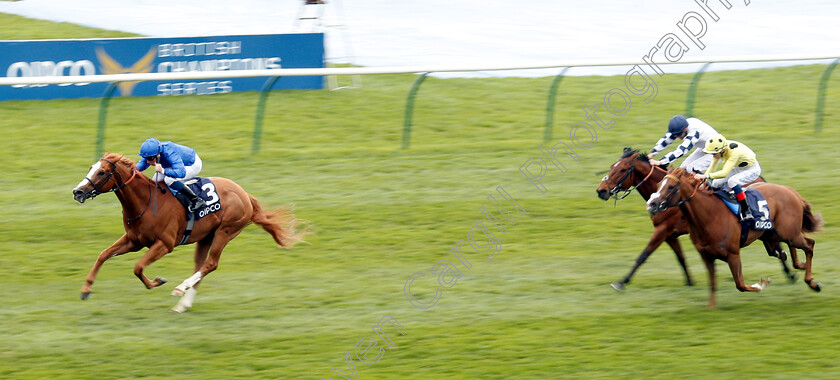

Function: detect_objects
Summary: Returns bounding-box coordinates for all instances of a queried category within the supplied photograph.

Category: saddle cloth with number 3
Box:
[183,177,222,220]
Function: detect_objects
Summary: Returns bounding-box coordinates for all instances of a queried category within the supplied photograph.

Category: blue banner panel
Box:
[0,33,324,101]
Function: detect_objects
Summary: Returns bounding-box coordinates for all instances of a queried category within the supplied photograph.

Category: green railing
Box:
[543,67,571,143]
[401,73,429,149]
[78,57,838,156]
[400,60,837,149]
[95,83,119,159]
[251,76,284,155]
[684,62,712,118]
[814,58,840,133]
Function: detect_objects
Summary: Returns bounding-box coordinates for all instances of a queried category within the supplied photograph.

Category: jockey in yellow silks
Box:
[693,133,761,222]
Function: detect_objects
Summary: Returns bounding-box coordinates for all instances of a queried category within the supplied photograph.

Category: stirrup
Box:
[188,199,206,212]
[740,212,754,222]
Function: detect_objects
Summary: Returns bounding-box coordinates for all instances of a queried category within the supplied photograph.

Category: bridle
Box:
[653,173,701,212]
[604,155,665,202]
[82,158,139,199]
[83,158,151,222]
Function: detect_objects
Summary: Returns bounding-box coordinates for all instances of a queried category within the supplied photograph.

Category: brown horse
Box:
[646,168,822,308]
[72,153,303,312]
[596,148,795,290]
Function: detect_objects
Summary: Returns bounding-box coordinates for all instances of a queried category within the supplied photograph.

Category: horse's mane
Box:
[670,168,687,176]
[668,167,714,194]
[103,152,139,172]
[621,147,651,164]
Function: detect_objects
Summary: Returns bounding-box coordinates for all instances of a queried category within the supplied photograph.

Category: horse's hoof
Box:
[685,281,694,287]
[751,278,770,290]
[788,274,798,283]
[171,305,187,313]
[155,276,168,285]
[812,282,822,292]
[172,288,185,297]
[610,282,626,291]
[81,292,91,300]
[778,251,788,261]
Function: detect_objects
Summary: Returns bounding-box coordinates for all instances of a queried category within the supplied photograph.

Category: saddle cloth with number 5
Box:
[714,188,773,230]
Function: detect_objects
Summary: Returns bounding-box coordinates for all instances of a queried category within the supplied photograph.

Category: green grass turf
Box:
[1,12,839,379]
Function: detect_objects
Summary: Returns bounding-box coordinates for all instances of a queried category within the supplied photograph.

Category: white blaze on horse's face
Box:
[604,160,621,182]
[603,159,625,183]
[646,179,669,211]
[74,161,102,191]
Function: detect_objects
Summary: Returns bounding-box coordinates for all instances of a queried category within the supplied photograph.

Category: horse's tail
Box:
[800,196,823,234]
[248,194,306,248]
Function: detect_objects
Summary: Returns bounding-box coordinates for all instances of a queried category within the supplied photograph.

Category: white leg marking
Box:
[172,287,197,313]
[173,271,203,296]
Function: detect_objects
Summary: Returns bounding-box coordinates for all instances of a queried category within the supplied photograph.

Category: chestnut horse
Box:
[647,168,822,308]
[72,153,303,312]
[596,148,795,290]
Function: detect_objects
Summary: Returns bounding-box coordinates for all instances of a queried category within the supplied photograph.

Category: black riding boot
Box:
[738,199,754,222]
[178,183,206,212]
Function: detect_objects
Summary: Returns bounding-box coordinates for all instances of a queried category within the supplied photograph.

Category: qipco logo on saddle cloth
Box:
[193,180,222,219]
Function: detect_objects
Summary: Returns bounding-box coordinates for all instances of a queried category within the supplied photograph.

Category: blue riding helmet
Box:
[667,115,689,135]
[138,138,161,157]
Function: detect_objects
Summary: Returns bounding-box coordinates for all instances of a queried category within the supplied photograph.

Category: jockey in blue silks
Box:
[137,138,206,212]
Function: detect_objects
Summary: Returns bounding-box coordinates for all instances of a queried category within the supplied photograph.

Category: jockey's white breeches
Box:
[678,149,713,173]
[710,162,761,191]
[152,154,203,186]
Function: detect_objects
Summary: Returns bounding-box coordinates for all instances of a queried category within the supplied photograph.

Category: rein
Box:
[609,157,667,202]
[86,158,153,223]
[124,180,154,223]
[656,173,701,211]
[82,158,120,198]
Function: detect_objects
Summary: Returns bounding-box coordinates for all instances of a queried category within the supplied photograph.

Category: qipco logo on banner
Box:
[6,60,96,88]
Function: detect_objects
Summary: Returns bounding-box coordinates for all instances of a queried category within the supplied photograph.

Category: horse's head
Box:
[596,148,646,201]
[72,154,135,203]
[646,168,698,215]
